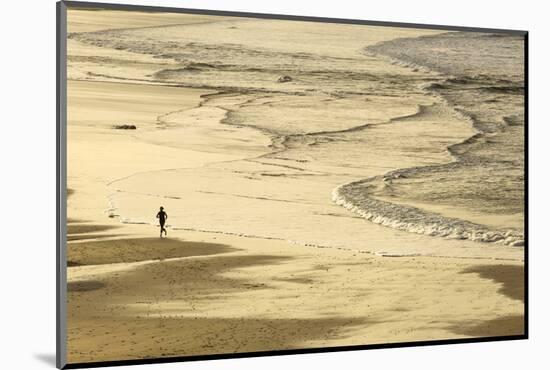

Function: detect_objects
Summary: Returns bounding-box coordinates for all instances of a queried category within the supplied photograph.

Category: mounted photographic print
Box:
[56,1,527,368]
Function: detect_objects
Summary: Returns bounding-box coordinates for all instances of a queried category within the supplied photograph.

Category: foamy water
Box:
[351,32,525,245]
[67,11,524,259]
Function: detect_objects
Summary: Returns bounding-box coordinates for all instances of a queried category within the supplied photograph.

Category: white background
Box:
[1,0,547,368]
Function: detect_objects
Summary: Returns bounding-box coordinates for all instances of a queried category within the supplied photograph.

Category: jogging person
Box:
[156,206,168,237]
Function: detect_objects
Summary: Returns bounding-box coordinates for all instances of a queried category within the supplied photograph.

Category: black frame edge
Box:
[63,335,527,369]
[524,31,529,339]
[57,1,68,369]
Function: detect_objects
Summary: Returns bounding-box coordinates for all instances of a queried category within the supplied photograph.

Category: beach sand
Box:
[65,8,525,364]
[67,223,524,363]
[66,81,524,364]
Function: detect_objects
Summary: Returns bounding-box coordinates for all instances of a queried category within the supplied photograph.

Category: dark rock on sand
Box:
[113,124,137,130]
[277,75,292,83]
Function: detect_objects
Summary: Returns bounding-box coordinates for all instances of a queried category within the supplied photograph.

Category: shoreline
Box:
[71,77,523,259]
[72,77,522,259]
[68,76,525,250]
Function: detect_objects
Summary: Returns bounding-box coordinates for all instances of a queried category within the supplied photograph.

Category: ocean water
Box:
[348,32,525,245]
[67,12,525,256]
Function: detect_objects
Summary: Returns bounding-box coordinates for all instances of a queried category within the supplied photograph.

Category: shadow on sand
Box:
[68,315,372,363]
[461,264,524,302]
[68,252,372,363]
[68,280,106,292]
[66,239,371,363]
[68,237,237,266]
[448,264,525,337]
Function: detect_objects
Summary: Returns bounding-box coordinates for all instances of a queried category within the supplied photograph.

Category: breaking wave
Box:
[332,178,524,246]
[332,31,525,246]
